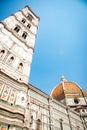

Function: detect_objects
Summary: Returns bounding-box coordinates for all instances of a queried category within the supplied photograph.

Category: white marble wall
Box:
[0,6,39,83]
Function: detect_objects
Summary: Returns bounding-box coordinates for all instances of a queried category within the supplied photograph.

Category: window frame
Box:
[22,32,27,39]
[21,18,26,24]
[14,25,21,33]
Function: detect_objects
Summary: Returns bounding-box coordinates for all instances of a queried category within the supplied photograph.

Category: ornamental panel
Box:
[1,85,10,101]
[8,88,17,104]
[15,91,27,107]
[0,83,4,95]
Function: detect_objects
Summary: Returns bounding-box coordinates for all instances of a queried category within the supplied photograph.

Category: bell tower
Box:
[0,6,39,83]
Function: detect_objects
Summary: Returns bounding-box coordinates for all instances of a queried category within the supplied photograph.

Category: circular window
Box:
[74,98,79,104]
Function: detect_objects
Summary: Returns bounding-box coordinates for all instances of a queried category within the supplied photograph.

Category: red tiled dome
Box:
[51,81,87,100]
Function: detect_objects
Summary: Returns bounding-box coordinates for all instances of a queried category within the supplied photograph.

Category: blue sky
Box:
[0,0,87,94]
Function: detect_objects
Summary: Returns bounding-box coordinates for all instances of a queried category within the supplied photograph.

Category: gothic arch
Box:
[6,54,15,65]
[17,62,24,72]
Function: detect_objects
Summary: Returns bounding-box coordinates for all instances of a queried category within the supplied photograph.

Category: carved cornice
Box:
[0,100,25,115]
[25,5,40,21]
[0,108,24,120]
[0,115,23,127]
[29,83,50,99]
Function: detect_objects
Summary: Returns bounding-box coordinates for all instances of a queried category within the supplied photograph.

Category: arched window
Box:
[14,25,20,32]
[22,32,27,39]
[36,119,41,130]
[21,18,26,23]
[74,98,79,104]
[82,109,85,112]
[10,56,14,60]
[0,49,5,60]
[27,13,33,21]
[27,23,31,29]
[7,56,14,65]
[18,62,23,72]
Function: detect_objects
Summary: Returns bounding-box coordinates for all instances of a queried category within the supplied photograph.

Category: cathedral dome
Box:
[51,76,87,101]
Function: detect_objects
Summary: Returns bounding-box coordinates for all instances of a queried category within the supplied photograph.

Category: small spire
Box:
[61,75,67,82]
